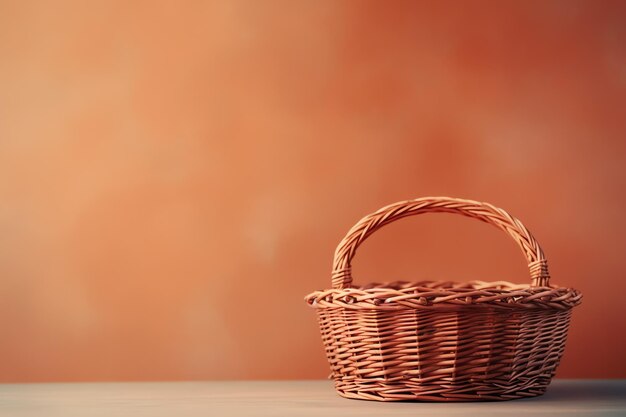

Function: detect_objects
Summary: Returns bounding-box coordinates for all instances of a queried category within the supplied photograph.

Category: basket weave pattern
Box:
[305,197,581,401]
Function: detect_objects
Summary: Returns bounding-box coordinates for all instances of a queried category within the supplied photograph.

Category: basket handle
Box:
[331,197,549,289]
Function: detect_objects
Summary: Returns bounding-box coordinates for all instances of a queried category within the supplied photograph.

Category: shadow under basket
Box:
[305,197,582,402]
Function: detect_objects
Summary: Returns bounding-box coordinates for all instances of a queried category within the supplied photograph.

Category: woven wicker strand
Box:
[305,197,581,402]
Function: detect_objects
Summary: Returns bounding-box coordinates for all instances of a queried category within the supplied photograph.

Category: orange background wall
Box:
[1,1,625,382]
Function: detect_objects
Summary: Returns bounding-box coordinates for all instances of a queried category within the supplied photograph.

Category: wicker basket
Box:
[305,197,581,402]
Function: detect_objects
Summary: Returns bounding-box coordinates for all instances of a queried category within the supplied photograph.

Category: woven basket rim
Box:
[305,279,581,310]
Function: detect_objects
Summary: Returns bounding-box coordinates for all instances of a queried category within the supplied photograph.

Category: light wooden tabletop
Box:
[0,379,624,417]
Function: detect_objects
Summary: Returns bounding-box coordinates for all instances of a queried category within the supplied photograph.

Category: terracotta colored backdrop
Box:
[1,0,625,382]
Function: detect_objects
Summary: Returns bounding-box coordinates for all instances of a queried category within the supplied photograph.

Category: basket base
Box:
[334,379,550,402]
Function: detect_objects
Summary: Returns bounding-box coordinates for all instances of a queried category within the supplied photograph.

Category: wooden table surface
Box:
[1,379,624,416]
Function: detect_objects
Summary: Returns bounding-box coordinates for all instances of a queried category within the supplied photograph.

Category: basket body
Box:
[315,289,573,401]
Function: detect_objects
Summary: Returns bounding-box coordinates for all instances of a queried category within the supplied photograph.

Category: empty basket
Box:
[305,197,581,401]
